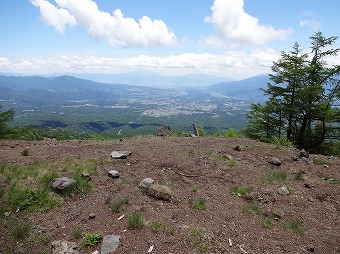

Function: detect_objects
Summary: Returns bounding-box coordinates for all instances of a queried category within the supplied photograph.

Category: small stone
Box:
[81,171,91,181]
[291,156,299,161]
[108,170,120,179]
[101,235,120,254]
[305,246,315,252]
[4,211,11,217]
[89,213,96,220]
[233,145,242,151]
[308,197,314,202]
[324,165,329,168]
[139,178,154,190]
[278,186,290,195]
[110,151,131,159]
[304,183,312,189]
[269,157,282,166]
[147,184,173,201]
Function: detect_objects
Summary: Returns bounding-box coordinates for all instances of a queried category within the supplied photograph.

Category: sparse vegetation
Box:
[189,197,207,210]
[108,197,130,213]
[127,213,144,229]
[245,203,263,215]
[11,222,31,240]
[230,186,253,197]
[261,217,273,228]
[293,170,305,180]
[151,221,175,235]
[81,232,102,247]
[284,220,306,234]
[186,226,210,253]
[72,227,83,239]
[262,169,289,186]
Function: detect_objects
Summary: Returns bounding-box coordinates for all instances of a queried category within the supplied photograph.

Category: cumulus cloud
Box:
[31,0,177,47]
[205,0,293,46]
[31,0,76,33]
[0,50,281,79]
[299,20,321,31]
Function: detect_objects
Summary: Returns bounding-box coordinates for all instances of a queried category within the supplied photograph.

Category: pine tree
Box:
[246,32,340,152]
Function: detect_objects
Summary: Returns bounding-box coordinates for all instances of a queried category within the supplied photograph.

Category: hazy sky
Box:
[1,0,340,79]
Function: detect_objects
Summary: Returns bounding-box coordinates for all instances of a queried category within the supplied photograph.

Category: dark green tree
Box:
[246,32,340,152]
[0,104,14,139]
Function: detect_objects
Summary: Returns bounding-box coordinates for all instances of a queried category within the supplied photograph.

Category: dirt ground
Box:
[0,136,339,254]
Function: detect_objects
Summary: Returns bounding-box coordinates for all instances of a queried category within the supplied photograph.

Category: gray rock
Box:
[269,157,282,166]
[89,213,96,219]
[101,235,120,254]
[111,151,131,159]
[108,170,120,179]
[139,178,154,190]
[299,149,309,158]
[278,186,290,195]
[81,171,91,181]
[52,177,76,190]
[52,240,80,254]
[157,124,172,136]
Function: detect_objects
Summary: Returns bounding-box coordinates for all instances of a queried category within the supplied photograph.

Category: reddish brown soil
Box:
[0,137,339,254]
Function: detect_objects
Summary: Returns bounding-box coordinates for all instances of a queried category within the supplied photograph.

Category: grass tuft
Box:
[230,186,252,197]
[186,226,210,253]
[127,213,144,229]
[189,198,207,210]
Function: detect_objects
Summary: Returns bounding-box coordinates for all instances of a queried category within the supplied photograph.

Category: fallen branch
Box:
[239,244,248,254]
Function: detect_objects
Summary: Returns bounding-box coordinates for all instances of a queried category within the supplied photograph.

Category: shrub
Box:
[11,222,31,240]
[245,203,263,215]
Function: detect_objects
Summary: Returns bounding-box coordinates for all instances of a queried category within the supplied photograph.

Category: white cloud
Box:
[31,0,177,47]
[31,0,76,33]
[0,50,280,79]
[205,0,293,46]
[299,19,321,31]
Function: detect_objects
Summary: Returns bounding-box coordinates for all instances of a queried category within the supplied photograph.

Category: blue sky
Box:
[1,0,339,80]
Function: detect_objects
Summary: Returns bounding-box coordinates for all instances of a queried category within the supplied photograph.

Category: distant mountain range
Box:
[0,74,269,134]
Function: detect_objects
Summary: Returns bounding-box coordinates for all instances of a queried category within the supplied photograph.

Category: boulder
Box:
[101,235,121,254]
[157,125,172,136]
[111,151,132,159]
[52,240,80,254]
[52,177,76,191]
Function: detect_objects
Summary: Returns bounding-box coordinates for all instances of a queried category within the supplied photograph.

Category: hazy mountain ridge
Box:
[0,74,268,135]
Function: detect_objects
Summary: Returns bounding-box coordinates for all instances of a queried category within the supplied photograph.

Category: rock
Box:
[89,213,96,219]
[324,164,329,168]
[305,246,315,252]
[304,183,312,189]
[268,157,282,166]
[108,170,120,179]
[101,235,120,254]
[81,171,91,181]
[308,197,314,202]
[111,151,132,159]
[278,186,290,195]
[147,184,173,201]
[52,177,76,191]
[299,149,309,158]
[52,240,80,254]
[139,178,154,190]
[233,145,242,151]
[291,156,299,161]
[157,124,172,136]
